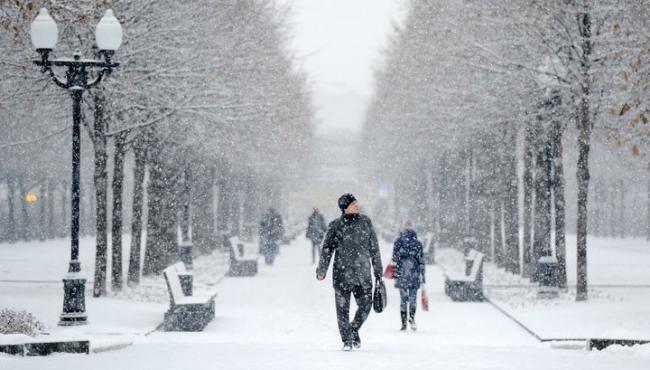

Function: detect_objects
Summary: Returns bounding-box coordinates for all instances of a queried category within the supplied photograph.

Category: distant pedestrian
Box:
[260,208,284,265]
[317,194,383,351]
[306,208,327,264]
[390,221,425,331]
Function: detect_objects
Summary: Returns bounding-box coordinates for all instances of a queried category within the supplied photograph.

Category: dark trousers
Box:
[399,287,418,317]
[334,285,373,344]
[262,240,278,265]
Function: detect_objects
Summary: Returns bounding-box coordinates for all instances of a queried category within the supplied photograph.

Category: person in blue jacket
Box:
[391,221,425,331]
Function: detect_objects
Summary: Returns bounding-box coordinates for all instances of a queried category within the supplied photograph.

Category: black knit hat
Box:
[338,193,357,212]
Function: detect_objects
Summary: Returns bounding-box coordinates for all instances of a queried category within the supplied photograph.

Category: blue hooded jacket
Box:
[391,229,425,289]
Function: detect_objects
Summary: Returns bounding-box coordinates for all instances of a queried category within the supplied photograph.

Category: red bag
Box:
[383,264,396,279]
[421,289,429,311]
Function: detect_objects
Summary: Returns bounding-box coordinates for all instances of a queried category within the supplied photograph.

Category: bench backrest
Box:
[229,237,243,256]
[227,241,244,261]
[467,252,484,282]
[163,263,185,305]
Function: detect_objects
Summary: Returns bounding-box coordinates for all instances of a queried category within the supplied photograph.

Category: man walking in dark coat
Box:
[259,208,284,265]
[306,208,327,264]
[317,194,383,351]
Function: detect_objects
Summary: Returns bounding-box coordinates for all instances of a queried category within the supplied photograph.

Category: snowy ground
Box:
[1,235,650,369]
[480,235,649,341]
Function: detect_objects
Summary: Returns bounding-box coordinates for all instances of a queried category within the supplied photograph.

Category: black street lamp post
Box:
[30,8,123,326]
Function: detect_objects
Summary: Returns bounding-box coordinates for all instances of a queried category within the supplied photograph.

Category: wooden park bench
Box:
[443,249,485,302]
[227,237,258,277]
[162,262,216,331]
[0,338,89,356]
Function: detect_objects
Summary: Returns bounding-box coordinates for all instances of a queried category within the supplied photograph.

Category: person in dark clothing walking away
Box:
[317,194,383,351]
[390,221,425,331]
[306,208,327,264]
[259,208,284,265]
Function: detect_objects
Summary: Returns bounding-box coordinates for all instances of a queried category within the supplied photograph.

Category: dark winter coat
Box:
[260,211,284,244]
[306,210,327,244]
[391,229,425,289]
[317,213,383,290]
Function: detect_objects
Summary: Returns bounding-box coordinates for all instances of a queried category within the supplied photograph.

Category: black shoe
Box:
[342,343,353,352]
[400,311,407,331]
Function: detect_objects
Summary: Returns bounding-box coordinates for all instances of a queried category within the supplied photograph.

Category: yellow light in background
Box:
[25,193,39,203]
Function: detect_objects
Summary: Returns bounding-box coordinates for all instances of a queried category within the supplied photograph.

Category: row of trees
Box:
[362,0,649,300]
[1,1,314,295]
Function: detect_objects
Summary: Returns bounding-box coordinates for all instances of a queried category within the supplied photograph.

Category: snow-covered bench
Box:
[0,336,89,356]
[227,237,258,277]
[162,262,216,331]
[444,249,485,302]
[422,231,436,264]
[175,260,193,296]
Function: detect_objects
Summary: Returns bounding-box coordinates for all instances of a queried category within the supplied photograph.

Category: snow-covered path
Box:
[3,236,649,369]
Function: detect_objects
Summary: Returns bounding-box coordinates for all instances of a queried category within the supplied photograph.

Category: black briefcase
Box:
[373,278,387,313]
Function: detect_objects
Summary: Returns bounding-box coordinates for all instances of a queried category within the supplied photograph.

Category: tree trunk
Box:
[92,91,109,298]
[534,110,553,283]
[576,2,592,302]
[454,151,467,247]
[143,139,178,276]
[493,129,507,268]
[532,118,545,282]
[143,158,164,275]
[576,121,591,301]
[504,125,520,274]
[493,199,504,267]
[438,154,452,245]
[466,148,477,240]
[192,164,217,254]
[522,118,536,278]
[111,132,128,291]
[127,142,147,286]
[475,151,491,257]
[229,178,242,237]
[180,166,191,243]
[217,176,230,238]
[552,119,567,289]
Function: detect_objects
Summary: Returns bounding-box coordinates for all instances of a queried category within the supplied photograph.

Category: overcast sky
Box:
[276,0,409,133]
